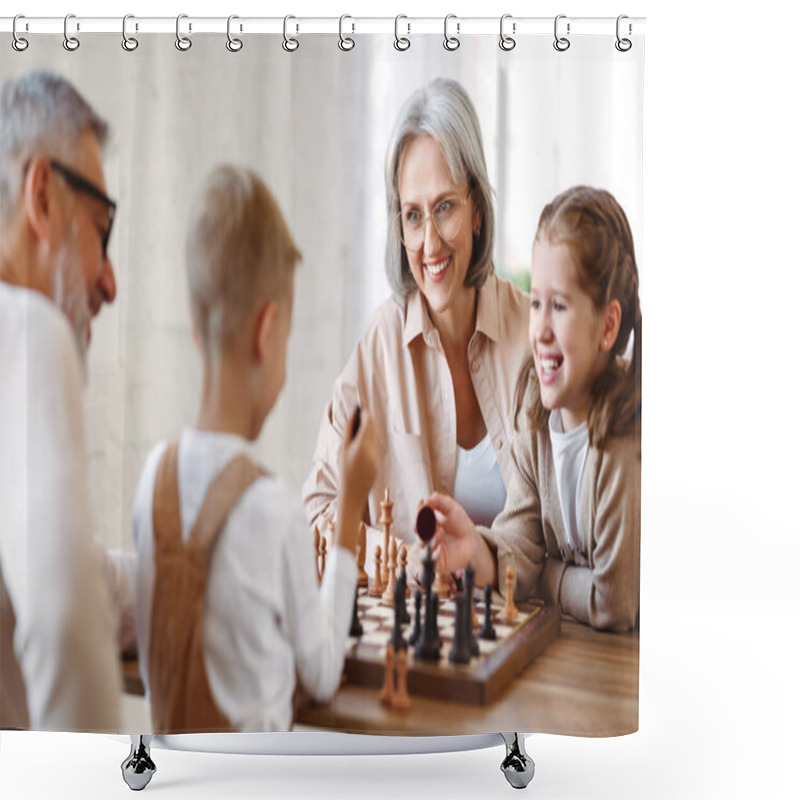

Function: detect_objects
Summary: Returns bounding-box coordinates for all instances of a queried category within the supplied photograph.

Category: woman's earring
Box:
[474,226,481,238]
[603,338,608,349]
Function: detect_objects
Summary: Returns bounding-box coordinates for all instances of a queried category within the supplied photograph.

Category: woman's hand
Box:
[336,407,378,553]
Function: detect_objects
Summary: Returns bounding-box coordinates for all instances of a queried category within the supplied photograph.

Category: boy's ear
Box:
[601,300,622,352]
[254,300,279,362]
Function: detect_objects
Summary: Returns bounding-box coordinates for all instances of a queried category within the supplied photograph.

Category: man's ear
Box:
[254,300,279,362]
[23,157,58,245]
[601,299,622,352]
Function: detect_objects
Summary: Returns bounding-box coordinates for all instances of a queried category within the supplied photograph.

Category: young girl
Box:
[427,186,641,632]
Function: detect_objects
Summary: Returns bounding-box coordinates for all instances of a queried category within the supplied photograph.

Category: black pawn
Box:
[408,589,422,646]
[398,569,411,624]
[391,578,407,652]
[349,587,363,637]
[449,594,471,665]
[479,583,497,641]
[464,565,480,657]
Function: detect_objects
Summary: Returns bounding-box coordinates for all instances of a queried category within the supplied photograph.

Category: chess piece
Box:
[369,545,384,597]
[392,647,412,713]
[356,522,368,587]
[433,566,451,600]
[380,643,395,707]
[379,489,394,588]
[479,583,497,641]
[349,587,363,637]
[319,536,327,581]
[464,564,479,657]
[314,525,321,582]
[391,578,407,652]
[398,544,411,598]
[381,538,398,606]
[396,565,411,624]
[500,564,519,624]
[449,594,471,665]
[408,589,422,646]
[414,544,442,662]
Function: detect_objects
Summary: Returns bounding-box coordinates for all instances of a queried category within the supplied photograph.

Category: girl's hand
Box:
[426,492,479,575]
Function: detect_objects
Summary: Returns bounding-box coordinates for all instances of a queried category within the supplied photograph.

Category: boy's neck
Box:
[196,354,261,442]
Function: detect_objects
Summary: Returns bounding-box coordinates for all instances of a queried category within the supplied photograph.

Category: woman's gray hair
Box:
[384,78,495,302]
[0,71,108,227]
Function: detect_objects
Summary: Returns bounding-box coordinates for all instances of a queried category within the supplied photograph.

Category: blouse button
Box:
[471,361,480,373]
[496,439,504,451]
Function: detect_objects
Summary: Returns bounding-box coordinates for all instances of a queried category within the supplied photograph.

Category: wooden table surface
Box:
[124,620,638,737]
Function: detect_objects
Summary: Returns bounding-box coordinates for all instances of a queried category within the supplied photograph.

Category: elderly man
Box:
[0,71,121,730]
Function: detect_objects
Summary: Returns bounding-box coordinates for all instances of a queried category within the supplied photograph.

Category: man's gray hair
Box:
[0,71,108,227]
[384,78,495,302]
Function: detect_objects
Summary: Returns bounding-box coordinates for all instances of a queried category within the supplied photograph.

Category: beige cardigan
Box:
[481,416,640,632]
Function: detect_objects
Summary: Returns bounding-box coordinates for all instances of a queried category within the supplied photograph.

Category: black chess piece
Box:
[397,568,411,624]
[415,544,442,661]
[391,578,407,652]
[349,587,363,637]
[464,565,480,657]
[408,589,422,646]
[449,594,471,665]
[479,583,497,641]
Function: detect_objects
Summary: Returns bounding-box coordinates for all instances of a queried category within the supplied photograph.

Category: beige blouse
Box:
[302,273,531,545]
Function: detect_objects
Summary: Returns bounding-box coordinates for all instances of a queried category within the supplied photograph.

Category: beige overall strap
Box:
[185,453,266,570]
[151,442,181,555]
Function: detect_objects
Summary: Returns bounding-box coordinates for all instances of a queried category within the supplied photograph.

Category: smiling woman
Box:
[302,78,531,549]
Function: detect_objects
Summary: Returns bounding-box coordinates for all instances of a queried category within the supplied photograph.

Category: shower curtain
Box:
[0,20,643,738]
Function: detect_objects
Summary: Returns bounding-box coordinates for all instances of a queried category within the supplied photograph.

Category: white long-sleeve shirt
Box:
[132,428,356,731]
[0,282,121,731]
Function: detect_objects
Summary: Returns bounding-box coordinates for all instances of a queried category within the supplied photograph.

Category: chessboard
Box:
[343,587,560,706]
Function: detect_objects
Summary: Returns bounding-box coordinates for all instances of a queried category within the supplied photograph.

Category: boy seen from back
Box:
[132,165,377,732]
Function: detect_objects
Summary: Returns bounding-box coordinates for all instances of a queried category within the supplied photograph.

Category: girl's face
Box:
[529,238,612,431]
[397,135,480,319]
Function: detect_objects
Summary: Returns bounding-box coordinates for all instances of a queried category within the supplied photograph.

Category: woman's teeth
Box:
[426,256,451,276]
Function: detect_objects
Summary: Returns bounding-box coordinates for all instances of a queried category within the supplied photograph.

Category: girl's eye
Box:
[554,301,567,312]
[530,298,541,310]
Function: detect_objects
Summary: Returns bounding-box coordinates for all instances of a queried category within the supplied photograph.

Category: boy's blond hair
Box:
[186,165,301,353]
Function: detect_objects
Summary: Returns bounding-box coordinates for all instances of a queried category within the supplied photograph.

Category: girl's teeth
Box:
[541,357,561,373]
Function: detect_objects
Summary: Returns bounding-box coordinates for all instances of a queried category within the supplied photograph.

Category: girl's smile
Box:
[529,239,613,431]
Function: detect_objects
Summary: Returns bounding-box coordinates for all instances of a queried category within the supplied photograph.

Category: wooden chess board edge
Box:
[343,602,561,706]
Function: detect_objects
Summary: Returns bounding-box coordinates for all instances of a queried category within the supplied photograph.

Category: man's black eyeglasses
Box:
[24,158,117,259]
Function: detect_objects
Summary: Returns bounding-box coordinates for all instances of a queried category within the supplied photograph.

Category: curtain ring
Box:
[553,14,570,52]
[227,15,243,52]
[175,14,192,51]
[283,15,299,52]
[338,14,355,51]
[443,14,460,51]
[122,14,139,51]
[394,14,410,51]
[12,15,29,52]
[499,14,516,51]
[63,14,80,51]
[615,15,632,52]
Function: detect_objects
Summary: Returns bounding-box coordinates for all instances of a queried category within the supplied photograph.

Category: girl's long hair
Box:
[515,186,642,448]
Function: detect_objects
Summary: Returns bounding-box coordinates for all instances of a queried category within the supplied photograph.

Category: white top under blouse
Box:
[548,411,590,566]
[453,432,507,529]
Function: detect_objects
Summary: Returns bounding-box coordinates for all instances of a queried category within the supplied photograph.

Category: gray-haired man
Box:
[1,71,121,730]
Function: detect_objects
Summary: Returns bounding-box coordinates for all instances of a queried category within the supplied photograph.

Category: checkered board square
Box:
[343,587,560,706]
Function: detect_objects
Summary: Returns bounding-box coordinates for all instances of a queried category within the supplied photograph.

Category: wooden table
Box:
[123,620,638,736]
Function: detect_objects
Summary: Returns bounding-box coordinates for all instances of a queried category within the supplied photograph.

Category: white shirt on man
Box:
[0,282,121,731]
[548,410,590,566]
[132,427,356,731]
